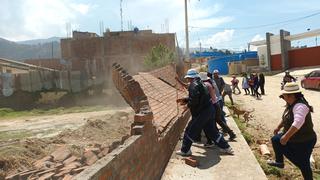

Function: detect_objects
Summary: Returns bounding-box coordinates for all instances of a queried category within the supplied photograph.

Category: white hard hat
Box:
[184,69,199,79]
[199,72,210,81]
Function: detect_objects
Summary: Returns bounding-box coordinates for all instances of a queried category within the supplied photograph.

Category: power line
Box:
[189,11,320,30]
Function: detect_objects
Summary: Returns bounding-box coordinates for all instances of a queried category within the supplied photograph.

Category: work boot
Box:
[204,141,215,148]
[220,147,234,155]
[267,160,284,168]
[228,131,236,141]
[176,149,192,157]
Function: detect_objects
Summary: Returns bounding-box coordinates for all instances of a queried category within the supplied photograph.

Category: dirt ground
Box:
[223,69,320,179]
[0,107,132,140]
[0,106,134,178]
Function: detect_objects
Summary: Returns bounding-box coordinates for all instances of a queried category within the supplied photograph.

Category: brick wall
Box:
[288,46,320,68]
[149,64,177,87]
[75,63,190,180]
[61,33,176,75]
[271,54,282,71]
[270,46,320,71]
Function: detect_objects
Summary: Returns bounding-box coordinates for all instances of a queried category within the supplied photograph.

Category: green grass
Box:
[314,172,320,180]
[254,152,282,177]
[0,105,108,120]
[233,115,254,145]
[0,130,35,141]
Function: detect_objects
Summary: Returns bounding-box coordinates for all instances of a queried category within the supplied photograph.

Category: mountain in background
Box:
[0,37,61,61]
[16,37,61,45]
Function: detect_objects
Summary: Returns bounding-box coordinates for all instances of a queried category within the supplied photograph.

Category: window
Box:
[309,71,317,77]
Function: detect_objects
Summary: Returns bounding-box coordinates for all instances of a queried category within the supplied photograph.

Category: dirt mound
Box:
[57,111,132,147]
[0,139,56,178]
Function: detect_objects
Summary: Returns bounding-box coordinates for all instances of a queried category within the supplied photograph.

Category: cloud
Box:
[199,29,235,48]
[123,0,233,46]
[0,0,92,41]
[250,34,264,50]
[70,3,91,15]
[251,34,264,42]
[0,0,233,45]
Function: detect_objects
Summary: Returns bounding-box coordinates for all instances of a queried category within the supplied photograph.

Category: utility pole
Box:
[120,0,123,31]
[51,41,54,59]
[184,0,190,61]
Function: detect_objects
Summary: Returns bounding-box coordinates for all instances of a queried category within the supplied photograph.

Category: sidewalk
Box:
[161,108,267,180]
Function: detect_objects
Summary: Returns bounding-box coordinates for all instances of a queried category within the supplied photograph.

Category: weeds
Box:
[254,152,282,177]
[0,131,34,141]
[0,106,108,120]
[233,115,254,145]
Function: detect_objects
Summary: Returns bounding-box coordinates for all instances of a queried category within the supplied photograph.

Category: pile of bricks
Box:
[5,135,130,180]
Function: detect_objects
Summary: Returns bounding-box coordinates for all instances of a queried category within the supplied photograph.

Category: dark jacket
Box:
[187,78,211,116]
[213,77,225,94]
[253,76,259,89]
[283,75,295,84]
[259,73,265,85]
[282,99,316,143]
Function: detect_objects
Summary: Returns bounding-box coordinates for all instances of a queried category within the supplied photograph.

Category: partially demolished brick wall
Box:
[75,63,190,180]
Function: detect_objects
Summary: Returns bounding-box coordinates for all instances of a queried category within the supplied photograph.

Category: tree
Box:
[225,49,232,55]
[144,44,175,69]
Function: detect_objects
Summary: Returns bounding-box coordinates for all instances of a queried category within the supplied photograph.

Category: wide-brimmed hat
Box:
[280,82,302,95]
[199,72,210,81]
[184,69,199,79]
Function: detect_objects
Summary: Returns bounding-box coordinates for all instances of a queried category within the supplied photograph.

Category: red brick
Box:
[33,155,54,169]
[63,156,78,165]
[184,157,198,167]
[84,148,101,155]
[5,173,19,180]
[54,170,71,179]
[84,151,99,166]
[60,162,82,171]
[38,172,55,180]
[97,147,109,158]
[18,169,43,179]
[62,174,73,180]
[131,125,144,135]
[134,113,153,123]
[72,166,88,174]
[51,146,71,162]
[36,168,56,177]
[53,163,64,170]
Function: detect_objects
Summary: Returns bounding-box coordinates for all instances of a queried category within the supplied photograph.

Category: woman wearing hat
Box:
[267,82,317,180]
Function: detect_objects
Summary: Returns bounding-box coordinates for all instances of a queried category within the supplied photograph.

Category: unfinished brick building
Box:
[60,30,176,87]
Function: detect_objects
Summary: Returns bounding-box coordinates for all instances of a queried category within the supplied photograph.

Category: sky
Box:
[1,0,320,51]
